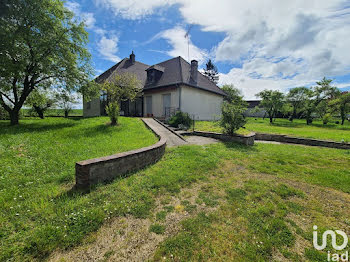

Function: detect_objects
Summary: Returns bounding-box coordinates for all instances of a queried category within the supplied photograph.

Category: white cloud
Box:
[66,1,120,62]
[93,0,350,97]
[94,0,177,19]
[97,36,121,63]
[66,1,97,30]
[175,0,350,97]
[157,26,208,64]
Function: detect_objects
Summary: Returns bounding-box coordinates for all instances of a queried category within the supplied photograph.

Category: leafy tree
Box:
[329,91,350,125]
[256,90,285,123]
[25,89,55,118]
[222,84,245,104]
[313,77,338,103]
[0,0,93,125]
[311,77,338,120]
[203,59,219,84]
[315,100,329,120]
[301,89,316,125]
[55,90,78,118]
[220,86,247,135]
[101,73,141,125]
[286,87,310,121]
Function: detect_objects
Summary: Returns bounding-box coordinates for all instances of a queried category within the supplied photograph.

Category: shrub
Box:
[322,113,331,125]
[105,102,120,125]
[220,102,247,135]
[168,111,192,129]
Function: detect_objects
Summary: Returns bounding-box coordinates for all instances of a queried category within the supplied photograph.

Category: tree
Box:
[220,86,247,135]
[256,90,285,123]
[300,88,315,125]
[25,89,55,118]
[0,0,93,125]
[55,90,78,118]
[286,87,310,121]
[312,77,338,120]
[203,59,219,84]
[102,73,142,125]
[313,77,338,103]
[329,92,350,125]
[222,84,245,104]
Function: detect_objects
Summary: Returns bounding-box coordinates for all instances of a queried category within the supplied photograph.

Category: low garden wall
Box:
[255,133,350,149]
[75,120,166,189]
[187,131,255,146]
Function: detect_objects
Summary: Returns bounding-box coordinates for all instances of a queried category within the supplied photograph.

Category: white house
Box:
[83,52,226,120]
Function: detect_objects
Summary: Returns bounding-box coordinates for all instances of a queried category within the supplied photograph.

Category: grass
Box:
[1,117,350,261]
[195,117,350,142]
[152,144,350,261]
[21,108,83,117]
[194,120,250,135]
[0,117,157,261]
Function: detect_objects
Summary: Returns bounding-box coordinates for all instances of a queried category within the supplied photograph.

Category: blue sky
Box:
[66,0,350,99]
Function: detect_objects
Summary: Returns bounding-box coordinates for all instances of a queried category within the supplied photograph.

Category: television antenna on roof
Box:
[184,24,193,62]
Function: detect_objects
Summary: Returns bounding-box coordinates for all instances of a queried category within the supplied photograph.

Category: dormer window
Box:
[146,65,165,84]
[147,69,156,83]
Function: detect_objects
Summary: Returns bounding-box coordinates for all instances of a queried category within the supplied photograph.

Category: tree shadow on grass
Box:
[0,122,76,135]
[77,123,124,138]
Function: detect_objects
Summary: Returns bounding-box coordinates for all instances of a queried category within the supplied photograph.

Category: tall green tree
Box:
[329,92,350,125]
[312,77,338,120]
[256,90,285,123]
[0,0,93,125]
[101,73,142,125]
[203,59,219,84]
[286,87,310,121]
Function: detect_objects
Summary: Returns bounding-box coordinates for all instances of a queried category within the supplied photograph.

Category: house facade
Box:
[83,52,226,120]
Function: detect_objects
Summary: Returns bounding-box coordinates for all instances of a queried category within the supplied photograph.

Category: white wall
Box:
[180,85,223,120]
[83,97,101,117]
[143,88,180,117]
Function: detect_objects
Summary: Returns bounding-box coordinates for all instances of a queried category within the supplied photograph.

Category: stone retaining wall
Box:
[255,133,350,149]
[188,131,255,146]
[75,120,166,189]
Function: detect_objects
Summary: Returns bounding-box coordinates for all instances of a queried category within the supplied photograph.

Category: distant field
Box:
[195,117,350,142]
[21,108,83,117]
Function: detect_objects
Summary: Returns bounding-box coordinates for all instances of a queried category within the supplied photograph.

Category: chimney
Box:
[130,51,135,64]
[190,60,198,84]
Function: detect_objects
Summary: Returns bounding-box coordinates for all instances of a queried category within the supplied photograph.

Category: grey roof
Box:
[95,56,226,96]
[95,58,149,85]
[146,65,165,72]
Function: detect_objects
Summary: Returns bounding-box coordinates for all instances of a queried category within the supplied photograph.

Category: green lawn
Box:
[1,117,350,261]
[0,117,157,261]
[195,117,350,142]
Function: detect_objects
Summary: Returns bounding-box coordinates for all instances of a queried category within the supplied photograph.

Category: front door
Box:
[145,96,152,116]
[163,94,171,117]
